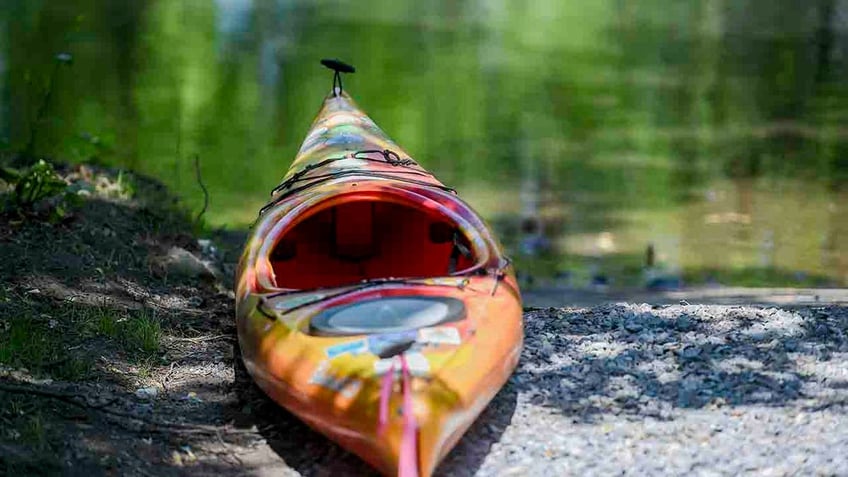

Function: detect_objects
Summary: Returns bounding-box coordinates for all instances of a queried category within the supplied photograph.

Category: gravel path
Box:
[438,303,848,476]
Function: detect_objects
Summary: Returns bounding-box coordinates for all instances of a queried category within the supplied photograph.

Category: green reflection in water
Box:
[2,0,847,286]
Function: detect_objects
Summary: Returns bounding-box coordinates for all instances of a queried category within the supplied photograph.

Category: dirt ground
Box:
[1,165,846,476]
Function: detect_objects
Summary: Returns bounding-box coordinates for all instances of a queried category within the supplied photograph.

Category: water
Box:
[2,0,847,287]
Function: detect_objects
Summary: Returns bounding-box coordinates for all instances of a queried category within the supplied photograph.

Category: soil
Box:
[1,165,846,476]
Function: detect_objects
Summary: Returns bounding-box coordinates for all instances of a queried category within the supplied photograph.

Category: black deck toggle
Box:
[321,58,356,73]
[321,58,355,96]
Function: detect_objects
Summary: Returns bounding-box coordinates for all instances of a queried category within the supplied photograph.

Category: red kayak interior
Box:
[269,199,476,289]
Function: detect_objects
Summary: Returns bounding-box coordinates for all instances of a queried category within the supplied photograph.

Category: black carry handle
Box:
[321,58,355,96]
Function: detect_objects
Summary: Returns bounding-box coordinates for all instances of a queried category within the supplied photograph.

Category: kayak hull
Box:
[236,89,523,476]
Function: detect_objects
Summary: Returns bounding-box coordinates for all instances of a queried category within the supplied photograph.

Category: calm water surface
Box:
[2,0,848,286]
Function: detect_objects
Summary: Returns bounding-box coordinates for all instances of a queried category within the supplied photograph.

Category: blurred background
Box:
[2,0,847,290]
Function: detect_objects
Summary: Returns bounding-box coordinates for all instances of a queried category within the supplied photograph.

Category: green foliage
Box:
[682,267,834,288]
[114,170,136,199]
[0,159,83,221]
[66,132,110,165]
[12,160,66,205]
[0,165,19,184]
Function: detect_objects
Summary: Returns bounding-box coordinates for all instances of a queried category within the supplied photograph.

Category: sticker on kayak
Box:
[327,157,369,169]
[373,352,430,377]
[367,330,417,356]
[413,277,469,288]
[272,293,327,313]
[309,361,363,398]
[418,326,462,346]
[325,339,369,359]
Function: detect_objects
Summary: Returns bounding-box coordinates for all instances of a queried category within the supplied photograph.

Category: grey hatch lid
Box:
[309,296,465,337]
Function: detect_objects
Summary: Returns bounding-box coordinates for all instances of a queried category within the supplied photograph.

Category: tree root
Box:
[0,381,260,436]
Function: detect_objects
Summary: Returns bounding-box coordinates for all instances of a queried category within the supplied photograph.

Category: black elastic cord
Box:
[270,149,427,196]
[354,149,416,166]
[259,170,456,216]
[332,71,343,95]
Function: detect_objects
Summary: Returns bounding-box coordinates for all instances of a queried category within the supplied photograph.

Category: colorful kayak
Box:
[235,60,523,477]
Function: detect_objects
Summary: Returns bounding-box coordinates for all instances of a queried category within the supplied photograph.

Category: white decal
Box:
[418,326,462,345]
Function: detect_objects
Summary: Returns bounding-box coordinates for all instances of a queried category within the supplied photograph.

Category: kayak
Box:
[235,60,523,477]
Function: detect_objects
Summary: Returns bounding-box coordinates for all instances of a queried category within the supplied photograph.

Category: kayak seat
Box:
[270,198,478,289]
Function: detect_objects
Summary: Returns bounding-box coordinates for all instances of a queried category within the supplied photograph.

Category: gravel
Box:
[437,303,848,476]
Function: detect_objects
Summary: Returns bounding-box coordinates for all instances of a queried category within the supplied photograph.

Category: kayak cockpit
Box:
[268,197,477,289]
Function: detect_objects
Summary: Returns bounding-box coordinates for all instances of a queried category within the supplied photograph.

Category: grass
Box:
[2,397,52,452]
[0,310,94,381]
[20,412,48,451]
[79,306,162,354]
[86,306,119,338]
[0,295,163,381]
[120,308,162,355]
[0,395,63,474]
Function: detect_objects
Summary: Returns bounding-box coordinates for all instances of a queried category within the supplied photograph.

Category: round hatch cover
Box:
[309,296,465,336]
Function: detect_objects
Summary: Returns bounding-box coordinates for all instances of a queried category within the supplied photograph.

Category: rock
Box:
[181,391,203,403]
[151,246,219,280]
[135,386,159,399]
[197,239,220,261]
[675,315,694,332]
[624,319,643,333]
[540,337,554,355]
[678,346,703,361]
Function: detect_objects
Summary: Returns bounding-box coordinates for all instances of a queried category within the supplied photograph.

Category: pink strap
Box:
[398,355,419,477]
[375,355,419,477]
[377,360,395,435]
